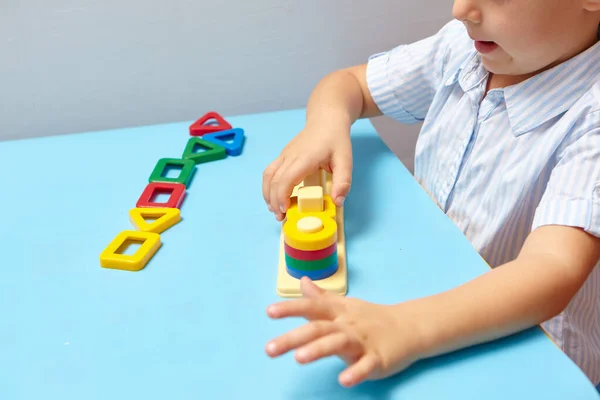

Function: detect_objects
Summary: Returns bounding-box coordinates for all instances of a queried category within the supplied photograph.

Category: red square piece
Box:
[136,182,186,209]
[189,111,232,136]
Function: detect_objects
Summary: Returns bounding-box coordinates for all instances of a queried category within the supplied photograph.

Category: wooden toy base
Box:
[276,171,348,297]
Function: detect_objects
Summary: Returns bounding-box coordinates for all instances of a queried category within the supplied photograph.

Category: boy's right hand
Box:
[262,124,352,221]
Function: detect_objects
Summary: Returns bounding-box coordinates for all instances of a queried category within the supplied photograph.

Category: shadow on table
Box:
[286,327,542,399]
[343,133,404,292]
[343,133,398,240]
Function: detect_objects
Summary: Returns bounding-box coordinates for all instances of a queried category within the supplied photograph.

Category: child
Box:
[262,0,600,391]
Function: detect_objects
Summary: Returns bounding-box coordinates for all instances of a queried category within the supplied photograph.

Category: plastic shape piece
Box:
[182,137,226,164]
[285,251,338,271]
[286,261,339,281]
[129,207,181,234]
[136,182,186,209]
[284,242,337,261]
[149,158,195,187]
[283,215,337,251]
[100,230,161,271]
[202,128,245,156]
[189,111,232,136]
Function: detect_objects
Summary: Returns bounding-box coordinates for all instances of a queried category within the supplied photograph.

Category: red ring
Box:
[284,241,337,261]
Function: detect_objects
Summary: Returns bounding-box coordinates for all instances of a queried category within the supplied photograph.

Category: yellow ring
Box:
[284,214,337,251]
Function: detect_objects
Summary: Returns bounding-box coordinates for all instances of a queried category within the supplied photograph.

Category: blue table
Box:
[1,109,598,399]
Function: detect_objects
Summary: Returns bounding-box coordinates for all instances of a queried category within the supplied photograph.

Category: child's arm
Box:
[410,224,600,359]
[265,225,600,387]
[303,64,383,128]
[262,64,380,221]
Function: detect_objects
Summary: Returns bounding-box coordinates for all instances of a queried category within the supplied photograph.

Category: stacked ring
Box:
[283,213,339,280]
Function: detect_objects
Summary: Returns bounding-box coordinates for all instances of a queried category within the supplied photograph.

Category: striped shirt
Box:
[366,19,600,385]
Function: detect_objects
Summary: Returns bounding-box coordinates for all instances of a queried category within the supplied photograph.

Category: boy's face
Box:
[453,0,600,79]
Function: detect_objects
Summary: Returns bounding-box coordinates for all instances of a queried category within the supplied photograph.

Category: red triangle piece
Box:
[189,111,233,136]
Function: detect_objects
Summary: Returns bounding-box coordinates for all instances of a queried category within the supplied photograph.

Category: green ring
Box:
[285,251,337,271]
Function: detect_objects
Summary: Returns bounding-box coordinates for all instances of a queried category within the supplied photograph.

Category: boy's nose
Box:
[452,0,482,24]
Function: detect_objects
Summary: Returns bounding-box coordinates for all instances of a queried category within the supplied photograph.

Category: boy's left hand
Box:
[265,277,423,387]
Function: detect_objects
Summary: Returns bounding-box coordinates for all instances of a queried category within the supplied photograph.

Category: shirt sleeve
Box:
[532,113,600,237]
[366,19,471,124]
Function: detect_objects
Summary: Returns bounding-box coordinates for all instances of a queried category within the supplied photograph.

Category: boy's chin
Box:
[480,57,513,75]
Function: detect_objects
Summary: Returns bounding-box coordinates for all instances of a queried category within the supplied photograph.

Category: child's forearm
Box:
[304,65,382,131]
[401,226,599,360]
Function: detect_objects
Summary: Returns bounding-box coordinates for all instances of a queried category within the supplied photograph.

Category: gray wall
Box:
[1,1,452,169]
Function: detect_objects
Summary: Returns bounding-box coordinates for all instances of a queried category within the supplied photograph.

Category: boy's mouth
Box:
[474,40,498,54]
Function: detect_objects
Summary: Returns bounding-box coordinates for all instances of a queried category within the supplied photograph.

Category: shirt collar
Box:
[445,40,600,136]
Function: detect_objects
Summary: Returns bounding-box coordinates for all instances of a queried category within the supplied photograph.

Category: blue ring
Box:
[286,261,338,281]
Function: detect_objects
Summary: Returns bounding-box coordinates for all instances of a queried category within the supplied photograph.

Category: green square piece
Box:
[182,137,227,164]
[149,158,195,186]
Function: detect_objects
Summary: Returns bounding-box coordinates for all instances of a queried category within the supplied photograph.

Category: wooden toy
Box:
[129,207,181,233]
[136,182,186,209]
[189,111,232,136]
[202,128,245,156]
[182,137,226,164]
[276,170,348,297]
[149,158,195,187]
[297,186,324,213]
[100,230,161,271]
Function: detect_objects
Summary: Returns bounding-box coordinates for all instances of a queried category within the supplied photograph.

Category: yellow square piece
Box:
[100,230,161,272]
[297,185,324,213]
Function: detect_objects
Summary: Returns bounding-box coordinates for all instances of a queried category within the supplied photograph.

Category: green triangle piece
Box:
[182,137,227,164]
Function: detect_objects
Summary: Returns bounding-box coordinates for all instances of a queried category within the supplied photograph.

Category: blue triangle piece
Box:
[202,128,245,156]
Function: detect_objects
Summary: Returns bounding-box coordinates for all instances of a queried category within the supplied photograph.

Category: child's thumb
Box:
[330,152,352,206]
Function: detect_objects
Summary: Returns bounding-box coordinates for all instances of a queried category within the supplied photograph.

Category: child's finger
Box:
[339,353,380,388]
[269,158,295,220]
[266,320,337,357]
[262,156,285,209]
[275,158,313,214]
[295,331,358,364]
[330,150,353,206]
[266,297,334,320]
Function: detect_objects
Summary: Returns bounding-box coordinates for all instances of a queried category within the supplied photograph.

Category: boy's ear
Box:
[583,0,600,12]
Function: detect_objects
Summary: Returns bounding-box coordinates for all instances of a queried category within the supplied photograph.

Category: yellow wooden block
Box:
[302,170,323,187]
[297,185,323,213]
[283,214,337,251]
[287,195,336,220]
[277,204,347,297]
[100,230,161,272]
[129,207,181,234]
